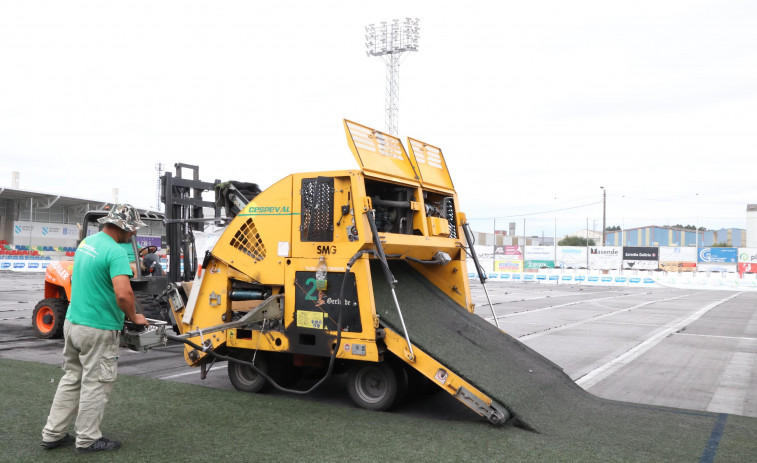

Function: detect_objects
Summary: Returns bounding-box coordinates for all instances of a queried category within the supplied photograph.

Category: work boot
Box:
[41,433,74,450]
[75,437,122,454]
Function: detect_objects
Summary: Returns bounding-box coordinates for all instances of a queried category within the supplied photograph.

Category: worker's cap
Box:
[97,204,146,232]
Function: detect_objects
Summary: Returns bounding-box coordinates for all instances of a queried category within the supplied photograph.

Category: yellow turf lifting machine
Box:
[125,119,509,425]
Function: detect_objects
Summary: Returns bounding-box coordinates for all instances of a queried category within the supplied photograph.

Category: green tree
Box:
[559,235,596,246]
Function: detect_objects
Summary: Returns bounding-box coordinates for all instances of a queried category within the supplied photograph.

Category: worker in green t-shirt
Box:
[41,204,148,454]
[119,241,136,262]
[118,241,137,276]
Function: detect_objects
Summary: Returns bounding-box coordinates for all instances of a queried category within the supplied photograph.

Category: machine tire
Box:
[347,361,401,411]
[228,351,271,393]
[32,298,68,339]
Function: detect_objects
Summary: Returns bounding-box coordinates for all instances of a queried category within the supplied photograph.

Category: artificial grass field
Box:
[3,357,756,463]
[0,357,611,463]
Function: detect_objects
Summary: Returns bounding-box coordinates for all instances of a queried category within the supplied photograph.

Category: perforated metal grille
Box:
[300,177,334,242]
[230,218,266,261]
[445,197,457,239]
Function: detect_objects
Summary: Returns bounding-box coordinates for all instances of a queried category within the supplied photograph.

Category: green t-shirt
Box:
[66,231,134,330]
[119,242,137,262]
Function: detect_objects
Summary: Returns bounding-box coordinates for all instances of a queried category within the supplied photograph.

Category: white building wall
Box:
[747,205,757,247]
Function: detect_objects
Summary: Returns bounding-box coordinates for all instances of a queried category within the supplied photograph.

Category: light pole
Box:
[600,186,606,246]
[155,163,164,212]
[695,193,699,248]
[365,18,420,136]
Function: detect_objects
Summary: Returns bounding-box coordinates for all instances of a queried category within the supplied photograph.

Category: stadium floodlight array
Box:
[365,18,420,136]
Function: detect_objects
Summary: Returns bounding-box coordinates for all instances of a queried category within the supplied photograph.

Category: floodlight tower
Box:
[365,18,420,136]
[155,163,164,212]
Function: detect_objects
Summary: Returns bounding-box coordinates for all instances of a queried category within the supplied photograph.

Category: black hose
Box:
[370,197,411,209]
[366,210,396,289]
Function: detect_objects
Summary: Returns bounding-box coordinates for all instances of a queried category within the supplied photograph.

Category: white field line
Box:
[483,292,641,322]
[674,332,757,343]
[159,367,225,380]
[518,293,694,341]
[486,290,619,306]
[575,292,742,389]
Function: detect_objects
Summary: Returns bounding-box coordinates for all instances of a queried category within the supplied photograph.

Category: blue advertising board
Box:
[698,247,737,263]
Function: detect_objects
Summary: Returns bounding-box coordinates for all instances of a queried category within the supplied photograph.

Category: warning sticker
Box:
[297,310,324,329]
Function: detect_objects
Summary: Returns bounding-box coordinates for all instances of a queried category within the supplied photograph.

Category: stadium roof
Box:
[0,186,155,215]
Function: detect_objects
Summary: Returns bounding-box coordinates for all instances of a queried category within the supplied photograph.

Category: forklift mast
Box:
[161,163,221,282]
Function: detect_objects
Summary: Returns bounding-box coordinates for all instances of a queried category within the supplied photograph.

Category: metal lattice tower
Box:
[365,18,420,136]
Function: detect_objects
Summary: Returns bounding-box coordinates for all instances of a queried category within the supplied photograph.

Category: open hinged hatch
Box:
[344,119,420,183]
[407,137,454,191]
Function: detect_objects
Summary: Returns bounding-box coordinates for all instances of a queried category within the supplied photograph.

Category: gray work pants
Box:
[42,319,120,447]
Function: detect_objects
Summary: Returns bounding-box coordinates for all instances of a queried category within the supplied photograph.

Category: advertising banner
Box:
[698,263,736,272]
[738,263,757,274]
[659,247,698,272]
[738,248,757,274]
[623,246,658,270]
[698,247,737,263]
[555,247,588,269]
[524,246,555,261]
[495,245,523,272]
[524,246,555,270]
[494,245,523,260]
[135,236,162,250]
[738,248,757,263]
[524,260,554,269]
[588,247,622,270]
[13,221,78,240]
[495,260,523,272]
[659,261,697,272]
[0,260,51,272]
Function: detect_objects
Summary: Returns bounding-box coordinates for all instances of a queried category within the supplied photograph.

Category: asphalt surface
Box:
[1,270,755,422]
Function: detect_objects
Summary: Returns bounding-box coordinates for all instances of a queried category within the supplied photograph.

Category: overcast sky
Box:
[1,1,756,236]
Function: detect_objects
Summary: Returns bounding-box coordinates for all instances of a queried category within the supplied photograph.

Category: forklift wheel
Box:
[32,298,68,339]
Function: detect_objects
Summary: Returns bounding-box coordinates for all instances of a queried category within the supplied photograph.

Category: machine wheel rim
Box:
[354,366,388,404]
[35,306,54,334]
[237,364,261,386]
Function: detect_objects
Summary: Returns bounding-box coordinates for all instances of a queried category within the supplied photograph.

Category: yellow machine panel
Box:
[344,119,420,183]
[211,175,294,285]
[407,137,455,192]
